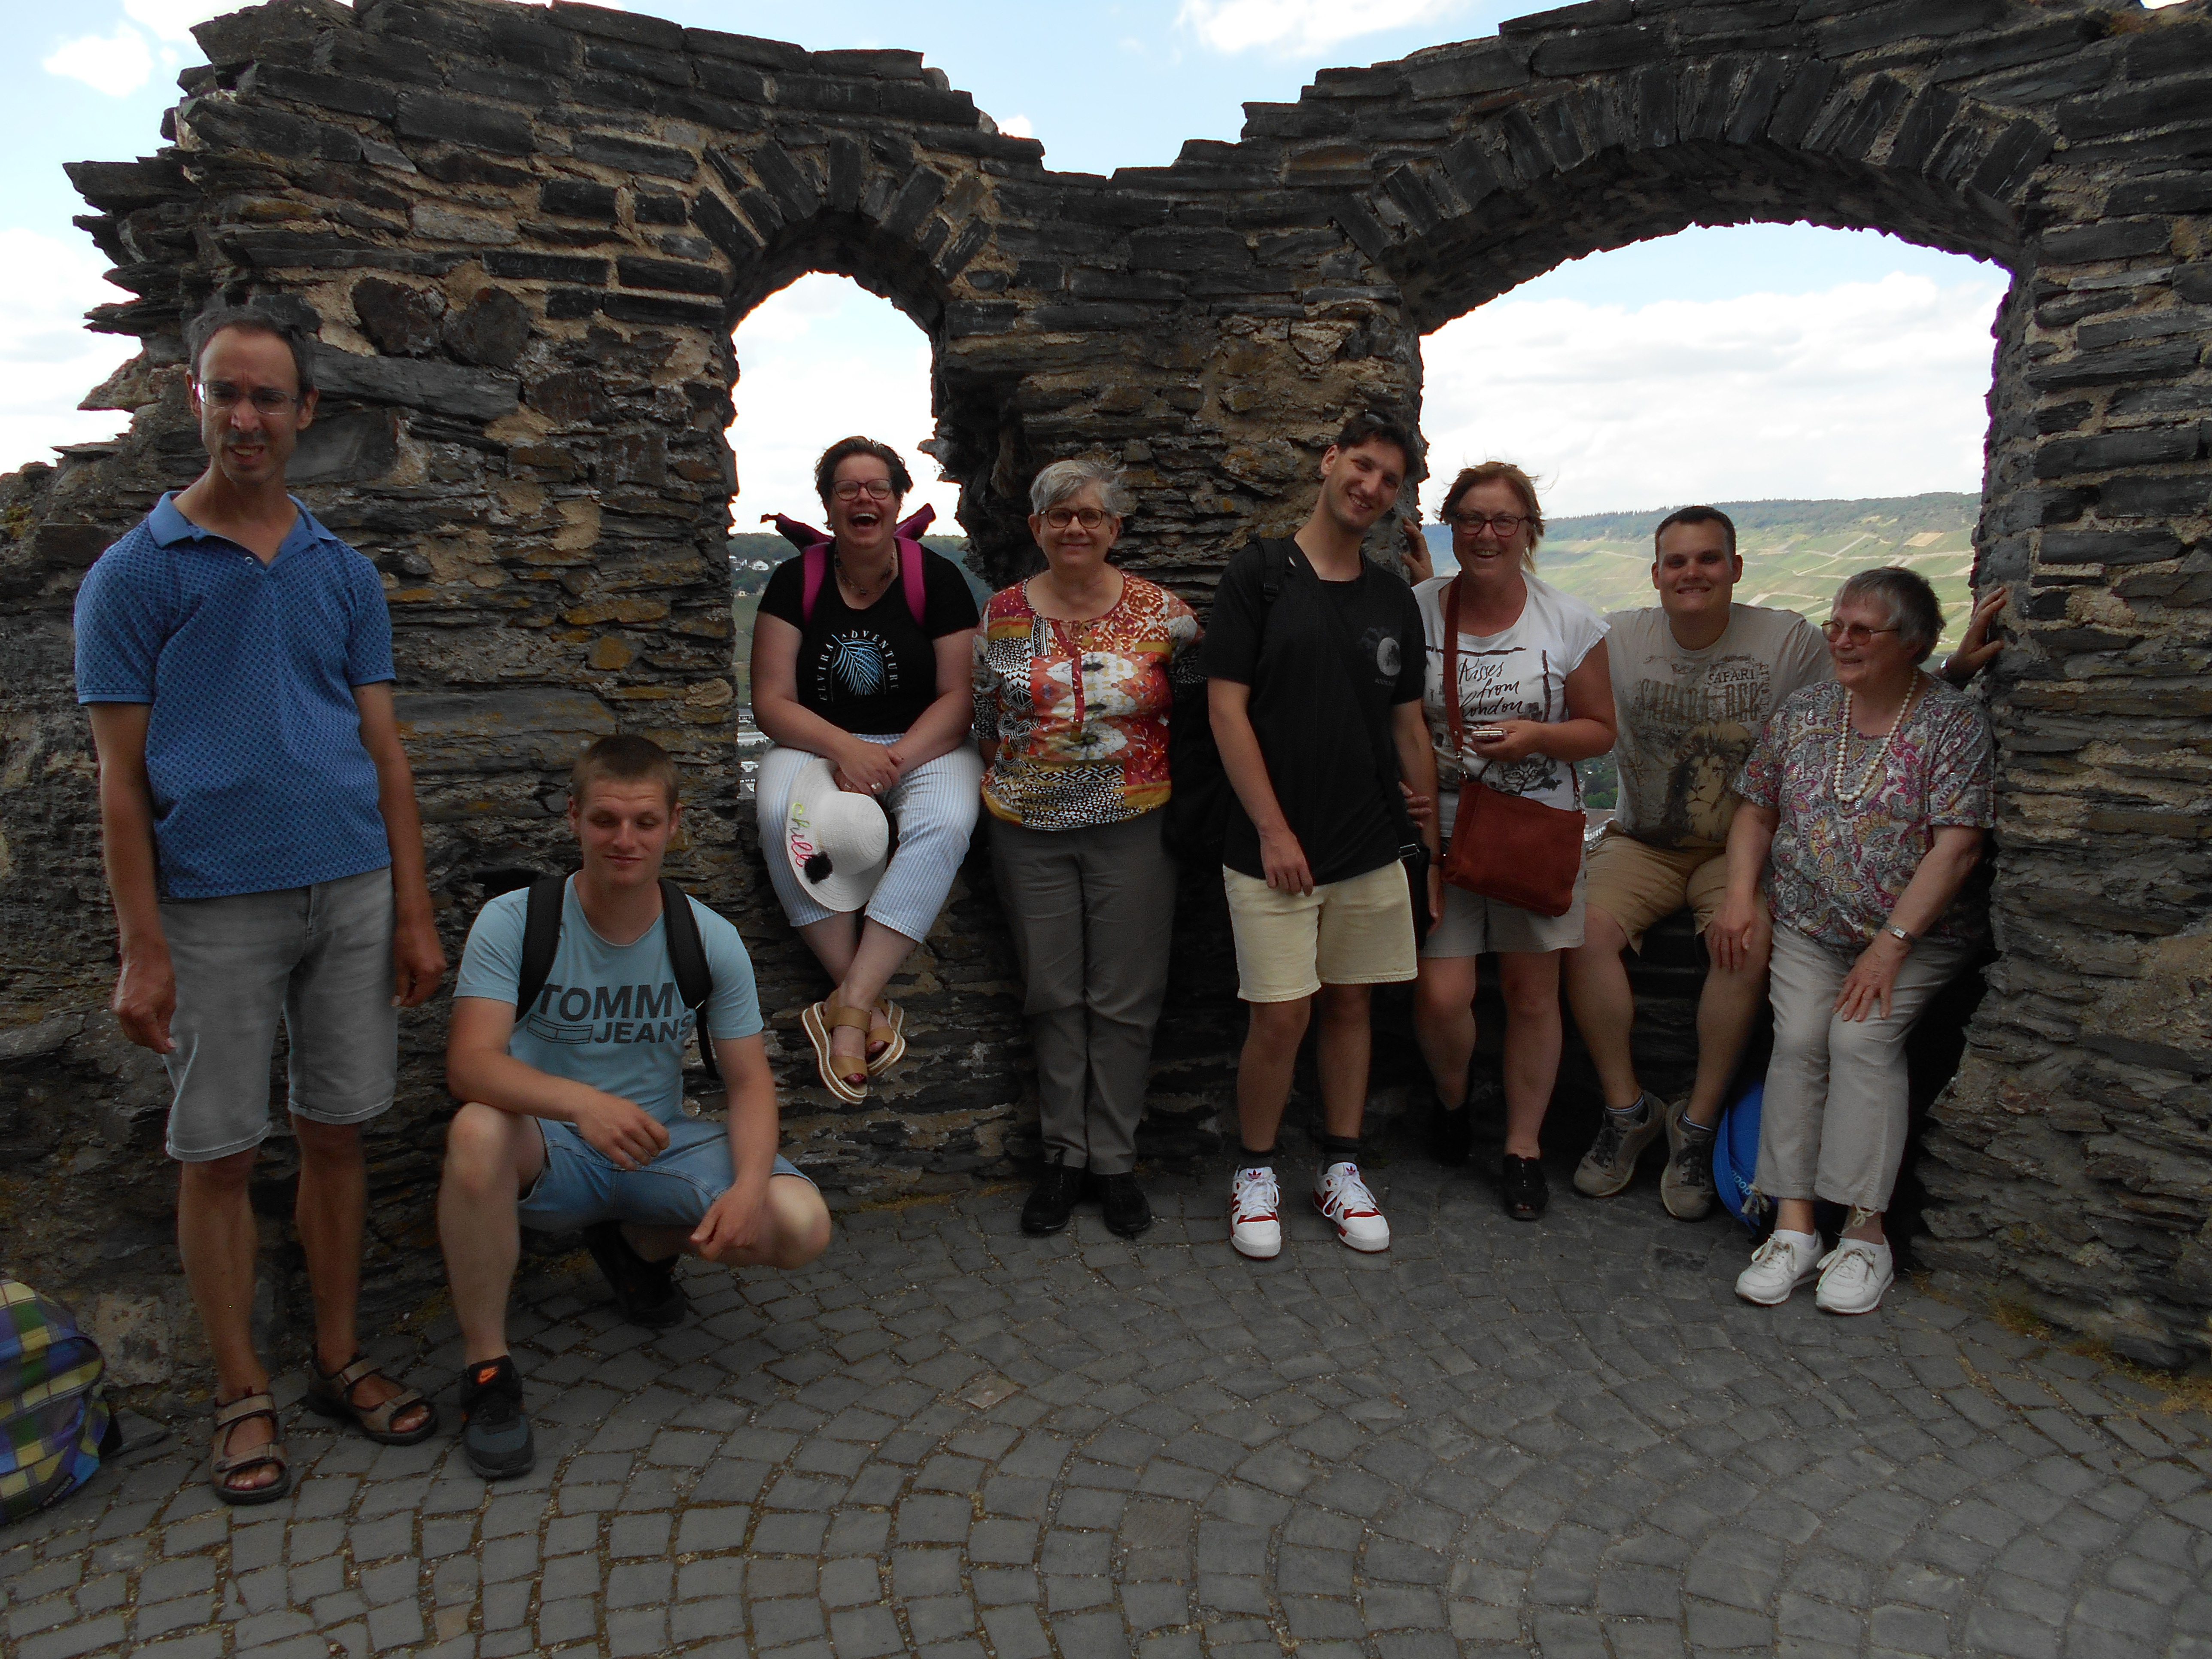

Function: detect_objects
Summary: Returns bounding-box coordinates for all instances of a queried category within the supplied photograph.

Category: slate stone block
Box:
[485,252,611,284]
[444,289,532,369]
[2033,428,2202,477]
[540,180,620,221]
[617,256,730,298]
[2039,529,2186,565]
[1813,0,2006,59]
[394,92,535,157]
[2040,220,2174,264]
[546,1,685,52]
[1532,25,1660,76]
[571,131,698,179]
[602,294,727,327]
[352,277,446,356]
[2024,341,2201,389]
[1501,0,1633,34]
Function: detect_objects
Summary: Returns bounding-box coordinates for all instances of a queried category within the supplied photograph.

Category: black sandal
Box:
[1501,1154,1550,1221]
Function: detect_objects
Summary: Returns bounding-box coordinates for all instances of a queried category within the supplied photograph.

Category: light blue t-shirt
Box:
[454,879,764,1127]
[73,493,395,899]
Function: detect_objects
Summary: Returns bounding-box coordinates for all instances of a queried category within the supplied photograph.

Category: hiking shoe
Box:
[581,1221,687,1329]
[1572,1092,1663,1197]
[1735,1230,1823,1306]
[1021,1157,1084,1235]
[1313,1161,1390,1253]
[1500,1154,1549,1221]
[1660,1101,1718,1221]
[458,1356,535,1480]
[1814,1239,1894,1316]
[1095,1171,1153,1239]
[1229,1167,1282,1260]
[1428,1103,1474,1167]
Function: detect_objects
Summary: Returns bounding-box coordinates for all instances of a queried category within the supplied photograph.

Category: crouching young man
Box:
[437,735,832,1478]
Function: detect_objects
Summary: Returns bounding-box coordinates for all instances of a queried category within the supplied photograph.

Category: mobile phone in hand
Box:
[1468,725,1507,744]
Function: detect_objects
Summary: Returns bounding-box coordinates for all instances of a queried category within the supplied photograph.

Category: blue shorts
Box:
[517,1115,811,1234]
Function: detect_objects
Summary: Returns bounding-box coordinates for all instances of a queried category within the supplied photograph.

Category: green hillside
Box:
[1427,492,1981,648]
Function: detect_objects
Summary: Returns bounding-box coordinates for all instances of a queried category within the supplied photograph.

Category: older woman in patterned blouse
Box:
[1710,566,1995,1317]
[973,458,1201,1240]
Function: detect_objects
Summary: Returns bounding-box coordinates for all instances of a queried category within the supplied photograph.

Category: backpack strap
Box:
[514,875,567,1021]
[898,536,926,626]
[799,543,831,628]
[657,878,722,1087]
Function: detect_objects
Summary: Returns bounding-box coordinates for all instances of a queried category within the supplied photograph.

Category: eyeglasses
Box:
[1821,620,1901,645]
[199,381,302,414]
[833,478,898,501]
[1446,511,1528,535]
[1042,507,1113,530]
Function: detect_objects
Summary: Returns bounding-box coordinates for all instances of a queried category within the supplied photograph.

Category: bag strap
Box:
[800,543,830,626]
[1294,544,1422,855]
[657,878,722,1087]
[898,536,926,626]
[1440,582,1583,808]
[801,538,927,628]
[514,875,567,1021]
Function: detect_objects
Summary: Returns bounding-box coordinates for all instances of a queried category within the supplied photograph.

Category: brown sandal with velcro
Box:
[801,1000,872,1104]
[304,1352,438,1446]
[209,1392,292,1507]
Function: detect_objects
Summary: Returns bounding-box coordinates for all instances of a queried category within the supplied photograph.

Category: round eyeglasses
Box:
[833,478,898,501]
[1042,507,1112,530]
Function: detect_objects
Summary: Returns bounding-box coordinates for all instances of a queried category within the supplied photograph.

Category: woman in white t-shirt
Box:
[1414,462,1616,1222]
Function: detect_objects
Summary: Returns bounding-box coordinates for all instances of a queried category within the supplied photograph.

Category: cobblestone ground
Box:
[7,1156,2212,1659]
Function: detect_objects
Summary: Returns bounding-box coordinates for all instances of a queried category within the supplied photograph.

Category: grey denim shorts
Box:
[159,866,398,1162]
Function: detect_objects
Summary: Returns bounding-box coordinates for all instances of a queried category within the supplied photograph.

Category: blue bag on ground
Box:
[1,1280,112,1522]
[1713,1080,1765,1231]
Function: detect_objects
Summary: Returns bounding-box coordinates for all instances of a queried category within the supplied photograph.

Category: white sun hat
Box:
[784,757,890,913]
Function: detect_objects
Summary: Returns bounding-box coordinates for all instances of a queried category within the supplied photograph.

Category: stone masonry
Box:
[0,0,2208,1383]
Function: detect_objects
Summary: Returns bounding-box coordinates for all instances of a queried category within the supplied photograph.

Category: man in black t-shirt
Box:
[1204,412,1440,1261]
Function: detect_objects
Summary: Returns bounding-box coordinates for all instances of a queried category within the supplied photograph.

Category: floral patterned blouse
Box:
[1733,675,1995,954]
[971,574,1202,831]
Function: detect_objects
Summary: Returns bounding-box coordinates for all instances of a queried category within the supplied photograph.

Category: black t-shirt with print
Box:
[1201,537,1426,887]
[758,547,980,734]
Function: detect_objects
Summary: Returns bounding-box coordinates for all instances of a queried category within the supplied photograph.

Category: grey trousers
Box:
[990,811,1176,1176]
[1755,922,1972,1212]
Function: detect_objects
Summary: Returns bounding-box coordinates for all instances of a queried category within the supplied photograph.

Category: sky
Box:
[4,0,2184,521]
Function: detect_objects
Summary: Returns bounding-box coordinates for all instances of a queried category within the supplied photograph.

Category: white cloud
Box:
[1000,113,1035,139]
[120,0,243,42]
[1419,273,2010,519]
[0,229,138,474]
[1178,0,1465,55]
[730,275,958,533]
[42,24,154,97]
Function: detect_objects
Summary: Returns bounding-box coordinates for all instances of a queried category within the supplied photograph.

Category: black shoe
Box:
[1429,1104,1474,1167]
[1500,1154,1549,1221]
[458,1355,535,1480]
[1021,1158,1084,1234]
[580,1221,687,1328]
[1094,1171,1153,1238]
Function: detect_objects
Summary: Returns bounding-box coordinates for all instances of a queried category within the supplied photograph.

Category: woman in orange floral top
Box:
[973,459,1201,1240]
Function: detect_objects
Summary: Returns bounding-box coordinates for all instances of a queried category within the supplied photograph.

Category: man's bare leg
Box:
[1683,918,1771,1127]
[437,1104,546,1364]
[1312,983,1373,1141]
[178,1147,279,1491]
[294,1115,428,1430]
[1236,997,1312,1152]
[1562,907,1644,1111]
[626,1175,833,1270]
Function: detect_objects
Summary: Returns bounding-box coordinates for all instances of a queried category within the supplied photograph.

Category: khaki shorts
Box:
[1583,830,1730,952]
[1223,861,1417,1003]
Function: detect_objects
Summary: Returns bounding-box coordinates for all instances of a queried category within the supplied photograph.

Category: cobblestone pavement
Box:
[8,1155,2212,1659]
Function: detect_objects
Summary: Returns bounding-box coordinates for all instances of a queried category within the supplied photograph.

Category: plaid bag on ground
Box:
[1,1280,112,1522]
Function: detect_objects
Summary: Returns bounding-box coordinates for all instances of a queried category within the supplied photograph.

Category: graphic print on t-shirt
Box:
[815,629,899,705]
[1624,656,1773,847]
[521,977,693,1048]
[1449,647,1566,802]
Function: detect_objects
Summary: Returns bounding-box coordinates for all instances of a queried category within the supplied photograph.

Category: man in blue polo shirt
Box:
[75,306,447,1505]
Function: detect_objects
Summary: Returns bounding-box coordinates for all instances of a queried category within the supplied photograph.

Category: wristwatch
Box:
[1884,924,1916,946]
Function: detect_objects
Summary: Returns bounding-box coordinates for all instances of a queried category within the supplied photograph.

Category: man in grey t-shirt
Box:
[1564,507,2004,1221]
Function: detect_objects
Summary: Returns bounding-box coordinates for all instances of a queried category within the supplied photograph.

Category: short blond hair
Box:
[571,735,679,810]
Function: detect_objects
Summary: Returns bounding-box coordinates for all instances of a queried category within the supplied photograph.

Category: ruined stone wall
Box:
[0,0,2207,1384]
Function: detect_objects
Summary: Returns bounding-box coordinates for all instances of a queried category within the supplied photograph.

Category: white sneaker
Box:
[1229,1167,1282,1260]
[1734,1230,1823,1305]
[1814,1239,1894,1315]
[1313,1162,1390,1253]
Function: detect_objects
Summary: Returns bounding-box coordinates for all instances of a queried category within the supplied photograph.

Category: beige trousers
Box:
[1755,923,1972,1212]
[990,811,1176,1176]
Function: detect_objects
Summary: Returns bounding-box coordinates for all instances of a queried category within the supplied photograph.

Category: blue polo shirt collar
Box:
[147,491,338,560]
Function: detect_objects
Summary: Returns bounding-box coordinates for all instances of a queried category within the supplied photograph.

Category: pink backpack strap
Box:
[898,538,926,626]
[799,542,831,626]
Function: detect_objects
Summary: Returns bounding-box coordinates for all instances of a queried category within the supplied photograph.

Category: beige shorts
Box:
[1583,830,1730,952]
[1423,868,1586,959]
[1223,861,1417,1003]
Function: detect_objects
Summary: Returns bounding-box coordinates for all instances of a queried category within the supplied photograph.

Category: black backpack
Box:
[513,876,722,1087]
[1164,543,1292,863]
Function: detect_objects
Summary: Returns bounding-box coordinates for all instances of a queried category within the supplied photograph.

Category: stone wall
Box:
[1,0,2208,1384]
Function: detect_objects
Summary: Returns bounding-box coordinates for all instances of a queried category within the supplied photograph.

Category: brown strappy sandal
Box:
[304,1352,438,1446]
[801,1001,872,1104]
[866,999,906,1076]
[208,1391,292,1506]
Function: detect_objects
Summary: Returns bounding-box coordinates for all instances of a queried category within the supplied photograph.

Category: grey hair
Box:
[185,303,319,393]
[1835,566,1943,664]
[1030,457,1133,517]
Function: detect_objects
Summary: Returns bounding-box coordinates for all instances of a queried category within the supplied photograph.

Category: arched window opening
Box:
[725,273,981,797]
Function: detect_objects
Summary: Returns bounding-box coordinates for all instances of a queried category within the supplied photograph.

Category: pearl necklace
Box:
[1832,676,1921,804]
